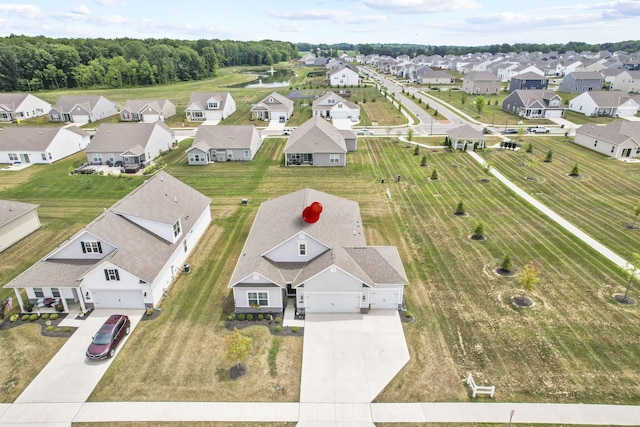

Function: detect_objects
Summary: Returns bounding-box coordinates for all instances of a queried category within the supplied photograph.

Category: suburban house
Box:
[284,116,355,166]
[610,70,640,93]
[415,69,455,85]
[228,188,408,314]
[85,122,174,171]
[502,90,565,118]
[4,171,212,312]
[0,93,51,122]
[574,120,640,159]
[0,201,40,253]
[327,64,360,86]
[185,92,236,122]
[186,125,262,164]
[446,124,486,151]
[120,99,176,122]
[568,91,639,117]
[0,125,90,165]
[508,72,550,92]
[461,71,501,94]
[312,91,360,121]
[558,72,604,93]
[249,92,294,122]
[49,95,118,124]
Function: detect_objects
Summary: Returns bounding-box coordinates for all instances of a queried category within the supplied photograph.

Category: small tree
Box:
[224,328,252,377]
[518,261,539,298]
[544,149,553,162]
[482,161,493,181]
[474,96,485,116]
[525,141,533,153]
[420,154,427,166]
[407,128,414,142]
[472,221,484,239]
[622,252,640,302]
[433,108,439,117]
[630,201,640,229]
[461,91,467,105]
[455,200,466,215]
[413,144,420,156]
[570,163,580,176]
[430,167,439,180]
[500,254,513,273]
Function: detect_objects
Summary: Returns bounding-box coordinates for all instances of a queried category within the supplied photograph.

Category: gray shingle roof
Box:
[187,92,232,110]
[86,122,173,154]
[250,92,293,112]
[447,124,484,139]
[190,125,258,151]
[580,91,637,107]
[53,95,112,113]
[284,116,347,153]
[0,200,38,228]
[576,120,640,144]
[0,126,88,151]
[122,99,170,113]
[0,93,29,111]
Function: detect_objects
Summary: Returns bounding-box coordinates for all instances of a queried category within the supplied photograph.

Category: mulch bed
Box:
[613,294,636,305]
[494,267,517,277]
[511,295,533,308]
[469,235,486,241]
[454,212,469,217]
[0,313,76,337]
[225,319,304,336]
[139,308,163,321]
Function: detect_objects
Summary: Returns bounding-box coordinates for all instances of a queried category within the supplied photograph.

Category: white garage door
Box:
[92,290,145,309]
[545,110,564,118]
[370,289,400,310]
[305,292,361,313]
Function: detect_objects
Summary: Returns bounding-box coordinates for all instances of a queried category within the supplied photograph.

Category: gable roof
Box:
[53,95,112,113]
[284,116,347,153]
[565,71,604,80]
[250,92,293,112]
[578,91,639,107]
[464,71,500,81]
[189,125,258,152]
[0,126,88,151]
[186,92,232,110]
[576,120,640,145]
[0,200,39,228]
[0,93,29,111]
[313,91,347,107]
[512,71,548,80]
[446,124,484,140]
[122,99,172,113]
[508,89,562,107]
[86,122,173,153]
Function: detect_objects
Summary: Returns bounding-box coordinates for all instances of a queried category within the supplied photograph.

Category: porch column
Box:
[13,288,25,312]
[77,288,87,313]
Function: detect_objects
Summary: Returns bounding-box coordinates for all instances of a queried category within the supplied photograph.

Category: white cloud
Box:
[274,23,305,32]
[270,8,386,24]
[73,5,91,15]
[0,4,44,19]
[363,0,479,13]
[93,0,119,5]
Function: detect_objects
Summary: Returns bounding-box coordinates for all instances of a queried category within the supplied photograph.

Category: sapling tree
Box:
[430,167,439,180]
[544,149,553,162]
[420,154,427,166]
[224,327,252,376]
[630,201,640,229]
[500,254,513,273]
[474,96,485,116]
[413,144,420,156]
[570,163,580,176]
[455,200,466,215]
[407,128,414,142]
[622,252,640,302]
[472,221,484,239]
[518,261,539,298]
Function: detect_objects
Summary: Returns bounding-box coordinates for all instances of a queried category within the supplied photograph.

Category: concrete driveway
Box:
[14,309,143,404]
[300,310,409,404]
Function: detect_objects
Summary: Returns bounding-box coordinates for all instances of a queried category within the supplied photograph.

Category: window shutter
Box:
[97,242,102,253]
[104,269,109,280]
[81,242,86,253]
[115,270,120,281]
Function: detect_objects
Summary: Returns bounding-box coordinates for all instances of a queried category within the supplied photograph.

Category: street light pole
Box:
[430,117,433,135]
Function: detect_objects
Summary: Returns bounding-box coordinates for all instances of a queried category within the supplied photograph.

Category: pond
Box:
[229,68,294,88]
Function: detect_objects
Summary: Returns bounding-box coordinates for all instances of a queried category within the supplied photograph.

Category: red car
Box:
[86,314,131,360]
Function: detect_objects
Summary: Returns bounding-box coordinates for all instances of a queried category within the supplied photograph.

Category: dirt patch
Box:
[511,295,534,308]
[613,294,637,305]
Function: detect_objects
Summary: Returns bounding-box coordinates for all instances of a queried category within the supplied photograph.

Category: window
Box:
[52,288,61,298]
[611,146,616,153]
[92,153,102,163]
[183,239,188,252]
[192,111,204,120]
[207,101,218,109]
[122,113,130,120]
[50,114,60,121]
[173,220,181,237]
[189,154,203,163]
[248,291,268,306]
[338,103,343,108]
[48,152,52,160]
[298,243,307,256]
[81,241,102,253]
[34,288,44,298]
[41,153,47,161]
[594,141,598,147]
[329,154,340,164]
[104,269,120,281]
[243,150,250,159]
[210,150,217,158]
[8,153,18,162]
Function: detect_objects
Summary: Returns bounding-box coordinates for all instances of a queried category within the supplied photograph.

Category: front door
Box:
[622,148,632,158]
[19,153,30,163]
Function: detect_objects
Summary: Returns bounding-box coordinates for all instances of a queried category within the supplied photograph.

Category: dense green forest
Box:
[0,35,297,92]
[298,40,640,57]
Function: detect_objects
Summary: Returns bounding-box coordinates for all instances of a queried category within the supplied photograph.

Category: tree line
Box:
[0,35,298,92]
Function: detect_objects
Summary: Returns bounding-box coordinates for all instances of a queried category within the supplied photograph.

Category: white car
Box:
[357,129,373,135]
[282,128,294,135]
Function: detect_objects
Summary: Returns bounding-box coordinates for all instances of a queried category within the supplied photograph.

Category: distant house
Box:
[502,90,565,119]
[0,93,51,122]
[0,201,40,253]
[462,71,501,94]
[446,124,486,151]
[568,91,639,117]
[49,95,118,124]
[558,72,604,93]
[508,72,549,92]
[284,116,356,166]
[4,171,212,312]
[327,64,360,87]
[186,125,262,165]
[249,92,294,122]
[0,126,90,165]
[228,188,408,314]
[312,91,360,121]
[610,70,640,93]
[185,92,236,122]
[85,122,174,171]
[574,120,640,159]
[415,69,455,85]
[120,99,176,123]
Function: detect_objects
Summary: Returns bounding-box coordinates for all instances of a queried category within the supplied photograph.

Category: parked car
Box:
[282,128,294,135]
[483,127,491,134]
[504,128,518,134]
[86,314,131,360]
[357,129,373,135]
[526,125,550,134]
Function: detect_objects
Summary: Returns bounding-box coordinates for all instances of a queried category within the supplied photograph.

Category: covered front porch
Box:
[8,286,89,315]
[285,153,314,166]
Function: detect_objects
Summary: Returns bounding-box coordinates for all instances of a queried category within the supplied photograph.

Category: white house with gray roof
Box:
[568,91,639,117]
[312,91,360,120]
[228,188,408,314]
[574,120,640,159]
[610,70,640,93]
[249,92,294,122]
[327,64,360,87]
[186,125,262,164]
[0,93,51,122]
[0,125,90,165]
[0,200,40,253]
[85,122,174,171]
[49,95,118,124]
[4,171,212,312]
[185,92,236,122]
[284,116,355,166]
[120,98,176,123]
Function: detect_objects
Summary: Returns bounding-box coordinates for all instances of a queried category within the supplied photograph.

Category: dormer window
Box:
[298,243,307,256]
[173,220,182,238]
[207,101,218,109]
[81,241,102,253]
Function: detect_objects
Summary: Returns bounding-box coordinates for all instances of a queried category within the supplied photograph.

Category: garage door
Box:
[92,290,145,309]
[305,292,360,313]
[370,289,400,310]
[545,110,564,118]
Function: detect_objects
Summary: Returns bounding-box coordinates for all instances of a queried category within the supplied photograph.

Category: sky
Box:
[1,0,639,47]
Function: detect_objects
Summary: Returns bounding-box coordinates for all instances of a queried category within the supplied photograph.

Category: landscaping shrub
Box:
[258,314,264,321]
[10,314,19,322]
[145,308,155,316]
[54,327,62,333]
[274,325,282,332]
[274,316,282,324]
[405,311,413,318]
[29,314,38,321]
[49,313,59,320]
[292,326,299,333]
[265,314,272,321]
[63,327,70,332]
[41,313,49,319]
[21,314,29,321]
[227,313,236,321]
[246,313,254,321]
[47,325,54,331]
[237,313,245,321]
